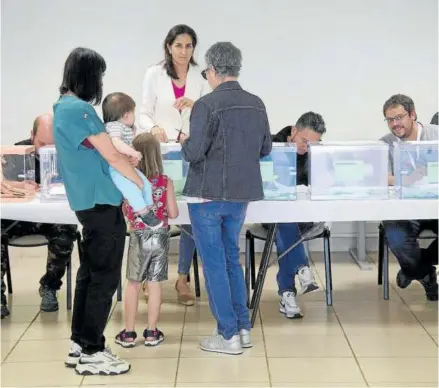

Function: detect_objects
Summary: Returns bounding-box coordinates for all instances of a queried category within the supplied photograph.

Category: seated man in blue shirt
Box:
[1,114,78,319]
[268,112,326,318]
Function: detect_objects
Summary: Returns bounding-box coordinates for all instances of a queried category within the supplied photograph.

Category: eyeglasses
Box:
[384,113,408,124]
[201,69,208,80]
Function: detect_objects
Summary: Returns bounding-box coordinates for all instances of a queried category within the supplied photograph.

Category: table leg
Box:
[349,221,373,270]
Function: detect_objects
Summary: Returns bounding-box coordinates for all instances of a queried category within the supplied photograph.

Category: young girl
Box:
[115,133,178,347]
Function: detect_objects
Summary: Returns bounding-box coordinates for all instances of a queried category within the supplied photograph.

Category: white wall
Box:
[1,0,437,144]
[1,0,438,251]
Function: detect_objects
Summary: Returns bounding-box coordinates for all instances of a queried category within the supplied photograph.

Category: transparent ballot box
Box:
[160,143,188,197]
[393,140,438,199]
[39,145,67,202]
[0,145,36,202]
[308,141,389,200]
[260,143,297,200]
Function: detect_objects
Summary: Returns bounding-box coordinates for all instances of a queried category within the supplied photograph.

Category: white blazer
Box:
[138,63,210,140]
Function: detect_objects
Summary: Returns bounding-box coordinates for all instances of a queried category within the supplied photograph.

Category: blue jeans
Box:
[109,167,153,212]
[188,201,250,340]
[178,225,196,274]
[276,223,309,295]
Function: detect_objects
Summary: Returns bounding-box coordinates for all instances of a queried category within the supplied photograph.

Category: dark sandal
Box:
[115,329,137,348]
[143,328,164,347]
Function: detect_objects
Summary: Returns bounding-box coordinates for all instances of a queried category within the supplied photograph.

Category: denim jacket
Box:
[182,81,272,202]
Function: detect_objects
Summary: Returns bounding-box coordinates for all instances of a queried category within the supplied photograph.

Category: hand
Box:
[151,126,168,143]
[178,132,188,144]
[128,156,139,167]
[24,180,40,192]
[402,168,426,185]
[174,97,194,111]
[135,151,143,161]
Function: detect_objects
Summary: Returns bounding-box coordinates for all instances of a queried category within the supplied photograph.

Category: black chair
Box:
[245,223,333,327]
[2,228,82,310]
[377,223,437,300]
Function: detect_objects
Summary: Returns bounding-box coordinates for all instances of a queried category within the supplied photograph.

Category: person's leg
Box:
[146,282,162,328]
[144,229,169,346]
[383,220,437,300]
[0,241,8,318]
[115,280,141,348]
[39,224,77,312]
[383,220,434,279]
[73,205,130,375]
[0,220,37,318]
[176,225,196,305]
[420,220,438,266]
[116,232,149,348]
[73,205,126,352]
[124,280,141,333]
[418,220,438,300]
[276,223,308,295]
[221,202,249,332]
[275,223,308,319]
[109,167,161,228]
[189,202,242,354]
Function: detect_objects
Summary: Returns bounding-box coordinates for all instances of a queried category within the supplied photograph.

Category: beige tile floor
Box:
[1,244,438,387]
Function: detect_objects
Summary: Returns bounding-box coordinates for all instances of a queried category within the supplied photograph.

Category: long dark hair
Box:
[59,47,106,105]
[163,24,198,80]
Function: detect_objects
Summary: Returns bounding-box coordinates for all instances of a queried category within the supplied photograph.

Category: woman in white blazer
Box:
[139,24,209,306]
[139,25,209,142]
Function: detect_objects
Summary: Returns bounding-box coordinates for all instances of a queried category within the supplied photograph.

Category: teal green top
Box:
[53,95,123,211]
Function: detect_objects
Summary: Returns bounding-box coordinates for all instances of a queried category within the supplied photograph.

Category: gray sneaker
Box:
[39,286,59,312]
[297,266,319,294]
[239,329,253,348]
[65,342,82,368]
[75,347,130,376]
[200,333,243,355]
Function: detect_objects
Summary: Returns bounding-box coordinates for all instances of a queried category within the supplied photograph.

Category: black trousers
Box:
[71,204,126,354]
[1,220,77,307]
[382,219,438,279]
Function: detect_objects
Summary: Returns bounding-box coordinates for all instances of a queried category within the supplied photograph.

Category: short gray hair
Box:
[205,42,242,78]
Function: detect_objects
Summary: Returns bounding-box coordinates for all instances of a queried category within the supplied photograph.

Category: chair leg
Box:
[323,234,333,306]
[193,251,201,298]
[66,260,72,310]
[4,241,13,294]
[250,234,256,290]
[378,224,384,285]
[250,224,277,327]
[117,272,123,302]
[383,243,390,300]
[245,231,251,307]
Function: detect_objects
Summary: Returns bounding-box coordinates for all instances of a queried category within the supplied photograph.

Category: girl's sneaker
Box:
[143,328,164,347]
[115,330,137,348]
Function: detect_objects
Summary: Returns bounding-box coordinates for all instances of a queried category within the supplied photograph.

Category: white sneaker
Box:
[75,347,130,375]
[279,291,303,319]
[297,266,319,294]
[239,329,253,348]
[65,342,82,368]
[200,333,243,355]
